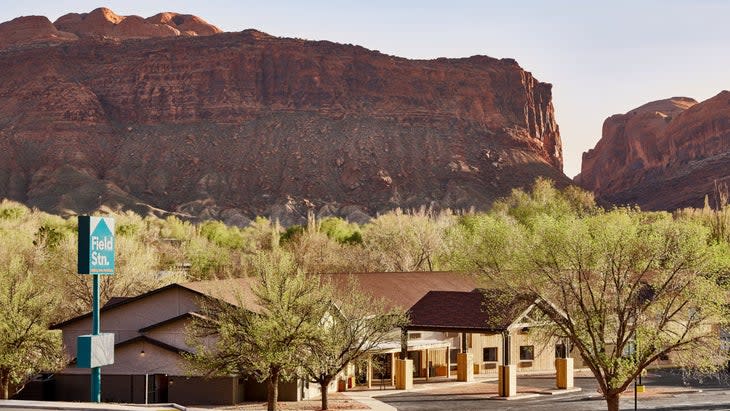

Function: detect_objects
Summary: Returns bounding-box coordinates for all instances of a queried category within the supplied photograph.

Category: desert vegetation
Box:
[0,178,728,408]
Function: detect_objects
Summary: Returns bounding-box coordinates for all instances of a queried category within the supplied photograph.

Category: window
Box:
[449,348,458,363]
[519,345,534,361]
[408,333,422,340]
[483,347,498,362]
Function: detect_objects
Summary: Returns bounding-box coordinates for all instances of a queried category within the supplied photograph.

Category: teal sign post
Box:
[77,216,115,403]
[78,216,115,275]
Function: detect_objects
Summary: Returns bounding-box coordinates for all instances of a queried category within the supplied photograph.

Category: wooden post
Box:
[400,328,408,360]
[446,347,451,378]
[390,353,396,387]
[502,331,511,365]
[367,355,373,389]
[423,348,431,381]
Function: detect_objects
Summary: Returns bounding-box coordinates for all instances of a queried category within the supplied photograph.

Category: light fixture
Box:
[140,349,145,357]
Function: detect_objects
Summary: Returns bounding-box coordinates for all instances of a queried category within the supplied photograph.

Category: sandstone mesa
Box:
[0,8,569,225]
[578,91,730,210]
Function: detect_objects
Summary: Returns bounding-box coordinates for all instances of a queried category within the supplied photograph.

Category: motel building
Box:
[19,272,580,405]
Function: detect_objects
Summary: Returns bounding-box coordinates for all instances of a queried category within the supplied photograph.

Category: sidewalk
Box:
[0,400,182,411]
[349,374,583,402]
[340,392,396,411]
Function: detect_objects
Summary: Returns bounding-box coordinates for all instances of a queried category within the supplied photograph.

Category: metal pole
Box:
[91,274,101,402]
[145,374,149,404]
[634,376,637,411]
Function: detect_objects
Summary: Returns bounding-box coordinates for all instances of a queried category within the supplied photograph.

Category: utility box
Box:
[77,333,115,368]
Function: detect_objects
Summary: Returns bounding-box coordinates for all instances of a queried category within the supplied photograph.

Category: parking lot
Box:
[376,369,730,410]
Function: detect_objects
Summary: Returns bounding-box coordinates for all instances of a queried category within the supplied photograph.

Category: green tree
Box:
[364,208,452,271]
[491,177,597,226]
[0,253,65,399]
[0,200,28,221]
[200,220,246,249]
[284,214,371,274]
[458,209,729,411]
[188,252,326,411]
[44,230,179,321]
[301,278,406,410]
[319,217,362,245]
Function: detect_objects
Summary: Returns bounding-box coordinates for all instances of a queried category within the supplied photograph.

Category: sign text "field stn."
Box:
[78,216,115,275]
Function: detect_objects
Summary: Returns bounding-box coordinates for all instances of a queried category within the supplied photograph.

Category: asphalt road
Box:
[378,370,730,410]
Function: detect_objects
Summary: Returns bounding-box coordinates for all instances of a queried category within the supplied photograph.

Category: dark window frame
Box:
[519,345,535,361]
[483,347,498,362]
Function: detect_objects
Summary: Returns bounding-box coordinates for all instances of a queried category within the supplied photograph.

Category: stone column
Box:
[456,352,474,382]
[394,359,413,390]
[498,365,517,397]
[498,331,516,397]
[556,358,574,389]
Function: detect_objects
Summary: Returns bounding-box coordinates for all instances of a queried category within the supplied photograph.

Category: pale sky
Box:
[3,1,729,177]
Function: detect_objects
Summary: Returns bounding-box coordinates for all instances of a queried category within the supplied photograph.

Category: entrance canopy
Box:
[407,289,535,333]
[374,339,451,354]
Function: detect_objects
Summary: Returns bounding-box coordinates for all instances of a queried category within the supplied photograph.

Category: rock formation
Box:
[0,16,78,49]
[0,7,221,50]
[577,92,730,210]
[0,8,568,225]
[53,7,221,39]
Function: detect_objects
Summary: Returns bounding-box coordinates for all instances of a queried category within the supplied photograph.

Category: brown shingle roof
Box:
[103,296,131,308]
[181,277,262,313]
[54,272,479,329]
[138,311,207,333]
[320,271,479,311]
[408,289,535,332]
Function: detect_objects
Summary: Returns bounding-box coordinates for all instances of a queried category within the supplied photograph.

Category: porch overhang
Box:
[374,339,451,354]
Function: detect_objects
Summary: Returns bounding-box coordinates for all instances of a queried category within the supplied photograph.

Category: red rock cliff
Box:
[0,10,567,224]
[578,92,730,210]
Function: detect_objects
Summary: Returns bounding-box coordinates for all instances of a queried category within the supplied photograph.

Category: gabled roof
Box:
[103,296,131,308]
[138,311,206,333]
[180,277,262,312]
[407,289,536,333]
[52,283,204,329]
[321,271,479,311]
[67,334,190,363]
[117,335,191,355]
[54,272,476,329]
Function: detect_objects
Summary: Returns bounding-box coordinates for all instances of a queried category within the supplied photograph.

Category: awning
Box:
[373,339,451,354]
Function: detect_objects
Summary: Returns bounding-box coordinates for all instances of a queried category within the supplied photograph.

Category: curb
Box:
[0,400,184,411]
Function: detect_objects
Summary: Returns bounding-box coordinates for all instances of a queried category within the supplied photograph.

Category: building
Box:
[31,271,573,405]
[42,279,320,405]
[323,272,574,392]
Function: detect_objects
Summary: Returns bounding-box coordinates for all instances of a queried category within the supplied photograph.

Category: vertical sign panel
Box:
[78,216,115,275]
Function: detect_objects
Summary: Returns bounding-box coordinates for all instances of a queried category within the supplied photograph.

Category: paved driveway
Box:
[377,370,730,410]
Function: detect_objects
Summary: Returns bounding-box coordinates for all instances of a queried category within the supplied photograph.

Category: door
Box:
[153,374,169,403]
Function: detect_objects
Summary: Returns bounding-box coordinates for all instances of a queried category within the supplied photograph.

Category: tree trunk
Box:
[1,373,9,400]
[267,368,280,411]
[605,392,621,411]
[320,377,333,410]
